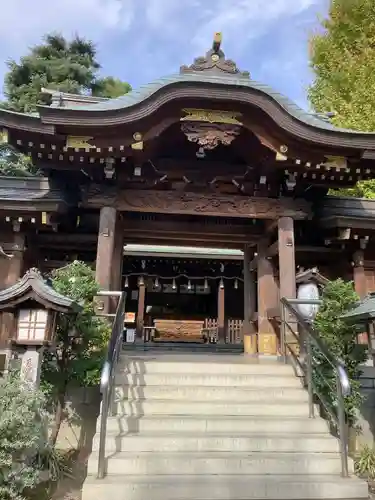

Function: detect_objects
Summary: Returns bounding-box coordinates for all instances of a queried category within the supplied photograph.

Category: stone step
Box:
[118,356,293,376]
[87,451,353,476]
[92,432,339,453]
[82,474,368,500]
[123,342,244,354]
[109,398,313,416]
[99,414,330,434]
[117,371,301,388]
[114,384,308,402]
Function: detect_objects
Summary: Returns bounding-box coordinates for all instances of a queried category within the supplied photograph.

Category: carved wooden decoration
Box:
[86,187,310,220]
[180,33,250,78]
[181,122,241,150]
[181,109,242,126]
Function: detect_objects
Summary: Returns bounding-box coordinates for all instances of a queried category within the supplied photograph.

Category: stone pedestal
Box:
[20,346,43,389]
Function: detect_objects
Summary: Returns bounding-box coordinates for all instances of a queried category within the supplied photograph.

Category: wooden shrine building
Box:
[1,33,375,355]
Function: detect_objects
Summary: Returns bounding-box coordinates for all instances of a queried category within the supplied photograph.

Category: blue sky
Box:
[0,0,329,110]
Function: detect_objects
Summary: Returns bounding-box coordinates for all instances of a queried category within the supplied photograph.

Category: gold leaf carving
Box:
[324,156,347,170]
[131,141,144,151]
[66,136,95,150]
[181,108,242,126]
[276,152,288,161]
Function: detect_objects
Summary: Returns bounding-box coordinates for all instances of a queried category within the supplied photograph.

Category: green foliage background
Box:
[41,261,110,444]
[309,0,375,198]
[0,145,40,177]
[313,279,367,426]
[2,33,131,113]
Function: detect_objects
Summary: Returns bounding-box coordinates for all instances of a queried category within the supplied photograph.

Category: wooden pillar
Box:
[0,231,25,352]
[95,206,117,314]
[278,216,297,352]
[257,241,278,355]
[111,216,124,291]
[217,281,225,342]
[278,217,296,300]
[243,245,257,354]
[136,278,146,339]
[110,215,124,312]
[353,250,368,344]
[6,232,25,286]
[353,250,366,298]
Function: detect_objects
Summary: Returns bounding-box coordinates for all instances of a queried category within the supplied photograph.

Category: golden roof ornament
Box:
[180,32,250,78]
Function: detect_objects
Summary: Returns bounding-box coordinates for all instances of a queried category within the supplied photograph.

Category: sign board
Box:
[126,328,135,343]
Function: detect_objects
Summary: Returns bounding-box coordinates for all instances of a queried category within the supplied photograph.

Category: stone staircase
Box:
[82,353,369,500]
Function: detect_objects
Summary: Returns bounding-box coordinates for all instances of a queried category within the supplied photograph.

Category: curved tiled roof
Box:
[57,73,364,135]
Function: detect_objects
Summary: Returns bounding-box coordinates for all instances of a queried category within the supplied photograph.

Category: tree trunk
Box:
[49,391,65,446]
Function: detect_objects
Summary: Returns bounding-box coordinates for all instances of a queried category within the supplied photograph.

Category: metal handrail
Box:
[97,290,126,479]
[280,297,351,478]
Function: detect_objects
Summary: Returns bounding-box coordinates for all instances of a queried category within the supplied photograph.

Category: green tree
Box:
[3,33,131,113]
[313,279,367,426]
[41,261,110,445]
[309,0,375,197]
[94,76,132,98]
[0,145,40,177]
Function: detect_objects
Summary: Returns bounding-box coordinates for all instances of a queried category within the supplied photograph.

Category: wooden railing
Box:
[203,318,244,344]
[141,318,245,345]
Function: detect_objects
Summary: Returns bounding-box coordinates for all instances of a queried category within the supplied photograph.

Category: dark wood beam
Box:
[86,187,311,220]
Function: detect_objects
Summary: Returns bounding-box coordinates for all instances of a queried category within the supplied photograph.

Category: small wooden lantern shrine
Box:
[296,267,329,320]
[0,268,80,384]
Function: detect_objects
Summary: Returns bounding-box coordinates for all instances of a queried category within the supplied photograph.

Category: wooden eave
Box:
[0,109,55,134]
[0,176,71,213]
[34,81,375,151]
[318,197,375,229]
[2,79,375,155]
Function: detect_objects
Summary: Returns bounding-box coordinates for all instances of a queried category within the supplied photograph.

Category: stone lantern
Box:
[0,268,80,386]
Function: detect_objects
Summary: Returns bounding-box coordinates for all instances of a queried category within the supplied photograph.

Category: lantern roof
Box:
[0,268,81,312]
[341,293,375,324]
[296,268,329,286]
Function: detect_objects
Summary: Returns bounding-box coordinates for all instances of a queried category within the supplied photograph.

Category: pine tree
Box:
[3,33,131,113]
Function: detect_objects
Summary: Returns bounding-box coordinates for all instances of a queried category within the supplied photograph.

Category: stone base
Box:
[258,332,277,356]
[243,334,257,355]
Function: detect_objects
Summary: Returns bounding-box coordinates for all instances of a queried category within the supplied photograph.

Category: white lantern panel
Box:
[17,309,48,342]
[296,283,320,320]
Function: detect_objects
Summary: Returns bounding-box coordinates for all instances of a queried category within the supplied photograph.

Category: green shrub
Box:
[313,279,368,426]
[355,445,375,480]
[0,373,49,500]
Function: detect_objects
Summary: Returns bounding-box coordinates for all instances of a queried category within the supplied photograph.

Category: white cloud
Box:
[0,0,134,50]
[143,0,321,51]
[0,0,327,105]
